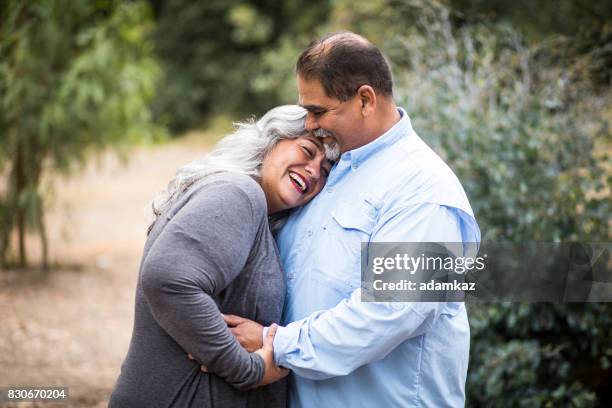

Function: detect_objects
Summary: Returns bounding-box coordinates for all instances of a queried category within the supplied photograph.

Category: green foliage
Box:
[149,0,330,132]
[0,0,164,267]
[391,7,609,242]
[469,303,611,407]
[448,0,612,44]
[148,0,612,137]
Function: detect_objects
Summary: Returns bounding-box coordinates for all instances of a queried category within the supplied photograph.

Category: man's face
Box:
[297,75,364,153]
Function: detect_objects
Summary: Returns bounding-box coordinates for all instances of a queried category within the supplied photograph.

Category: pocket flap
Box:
[331,202,377,234]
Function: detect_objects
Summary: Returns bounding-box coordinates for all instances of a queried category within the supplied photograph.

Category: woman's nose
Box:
[305,161,321,181]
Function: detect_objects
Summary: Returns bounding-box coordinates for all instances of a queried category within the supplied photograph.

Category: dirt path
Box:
[0,135,212,407]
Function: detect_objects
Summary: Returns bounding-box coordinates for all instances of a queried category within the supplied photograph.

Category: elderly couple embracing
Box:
[109,31,480,408]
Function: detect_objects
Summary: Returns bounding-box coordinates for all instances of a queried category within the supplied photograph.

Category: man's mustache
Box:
[313,128,333,138]
[311,128,339,160]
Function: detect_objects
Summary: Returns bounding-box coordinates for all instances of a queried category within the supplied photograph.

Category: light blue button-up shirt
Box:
[274,108,480,407]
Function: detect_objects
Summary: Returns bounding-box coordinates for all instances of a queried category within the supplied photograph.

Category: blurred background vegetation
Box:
[1,0,610,406]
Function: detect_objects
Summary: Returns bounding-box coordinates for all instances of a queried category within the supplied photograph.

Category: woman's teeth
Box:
[289,172,307,193]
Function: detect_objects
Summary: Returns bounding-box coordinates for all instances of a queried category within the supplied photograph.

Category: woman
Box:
[109,105,338,407]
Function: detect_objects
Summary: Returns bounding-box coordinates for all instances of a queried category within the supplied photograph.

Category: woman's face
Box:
[261,134,333,214]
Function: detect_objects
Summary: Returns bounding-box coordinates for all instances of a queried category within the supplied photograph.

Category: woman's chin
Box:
[280,185,304,205]
[280,193,304,210]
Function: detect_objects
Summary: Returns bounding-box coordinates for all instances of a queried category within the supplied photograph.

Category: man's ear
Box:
[357,85,376,117]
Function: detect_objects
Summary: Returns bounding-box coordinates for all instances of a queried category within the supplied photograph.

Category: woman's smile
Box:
[288,170,309,194]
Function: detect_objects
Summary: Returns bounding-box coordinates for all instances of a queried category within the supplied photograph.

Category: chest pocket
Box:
[331,202,378,234]
[310,200,379,297]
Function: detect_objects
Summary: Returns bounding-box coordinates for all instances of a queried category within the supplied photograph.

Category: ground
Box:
[0,135,212,407]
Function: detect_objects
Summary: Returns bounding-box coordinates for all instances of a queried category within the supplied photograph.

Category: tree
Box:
[148,0,330,132]
[0,0,163,269]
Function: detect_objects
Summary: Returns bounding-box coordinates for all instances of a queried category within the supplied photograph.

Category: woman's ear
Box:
[357,85,377,117]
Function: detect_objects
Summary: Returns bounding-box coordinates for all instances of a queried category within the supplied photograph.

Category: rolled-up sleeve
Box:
[141,182,265,390]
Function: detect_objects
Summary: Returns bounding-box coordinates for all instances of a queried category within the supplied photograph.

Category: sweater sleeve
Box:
[141,177,266,390]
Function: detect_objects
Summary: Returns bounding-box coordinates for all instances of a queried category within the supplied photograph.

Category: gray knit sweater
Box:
[109,173,286,408]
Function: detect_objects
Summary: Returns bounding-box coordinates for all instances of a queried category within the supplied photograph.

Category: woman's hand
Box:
[254,324,289,386]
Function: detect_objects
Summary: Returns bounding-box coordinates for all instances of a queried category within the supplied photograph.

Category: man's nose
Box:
[305,113,318,131]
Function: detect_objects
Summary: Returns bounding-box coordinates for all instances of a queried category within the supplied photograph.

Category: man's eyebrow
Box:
[301,104,326,112]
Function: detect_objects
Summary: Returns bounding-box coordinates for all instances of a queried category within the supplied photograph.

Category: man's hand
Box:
[254,324,289,386]
[188,324,288,386]
[223,314,263,352]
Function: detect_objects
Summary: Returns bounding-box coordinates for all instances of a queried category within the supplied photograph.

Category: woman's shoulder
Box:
[199,172,265,205]
[190,172,267,218]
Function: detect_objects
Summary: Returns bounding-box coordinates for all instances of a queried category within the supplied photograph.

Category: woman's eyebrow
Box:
[305,135,325,150]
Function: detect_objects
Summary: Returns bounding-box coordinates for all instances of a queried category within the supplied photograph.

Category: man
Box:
[223,31,480,407]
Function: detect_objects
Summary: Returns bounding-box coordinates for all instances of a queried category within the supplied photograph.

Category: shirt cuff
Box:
[262,326,269,344]
[271,323,300,367]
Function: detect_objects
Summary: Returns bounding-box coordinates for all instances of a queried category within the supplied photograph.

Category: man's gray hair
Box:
[149,104,339,234]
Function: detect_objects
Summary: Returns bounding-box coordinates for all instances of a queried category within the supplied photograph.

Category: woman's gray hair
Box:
[148,104,339,234]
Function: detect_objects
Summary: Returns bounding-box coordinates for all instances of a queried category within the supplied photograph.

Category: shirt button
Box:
[327,188,333,193]
[307,230,313,237]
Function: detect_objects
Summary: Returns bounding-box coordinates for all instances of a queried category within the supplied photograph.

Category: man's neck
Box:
[362,102,401,145]
[341,102,402,153]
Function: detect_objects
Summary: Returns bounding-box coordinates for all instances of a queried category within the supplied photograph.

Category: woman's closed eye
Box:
[300,139,331,178]
[301,145,314,158]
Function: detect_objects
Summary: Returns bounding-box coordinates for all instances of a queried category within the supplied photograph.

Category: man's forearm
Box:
[271,290,446,379]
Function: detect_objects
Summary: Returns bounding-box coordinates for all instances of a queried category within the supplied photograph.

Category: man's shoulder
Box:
[371,134,474,215]
[372,134,460,188]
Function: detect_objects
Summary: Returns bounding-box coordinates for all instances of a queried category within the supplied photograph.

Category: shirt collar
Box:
[340,107,412,168]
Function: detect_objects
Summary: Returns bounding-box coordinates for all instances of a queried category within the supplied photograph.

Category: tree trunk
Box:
[39,209,49,272]
[14,140,27,268]
[17,208,26,268]
[0,206,9,268]
[30,152,47,271]
[34,168,48,272]
[0,233,7,268]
